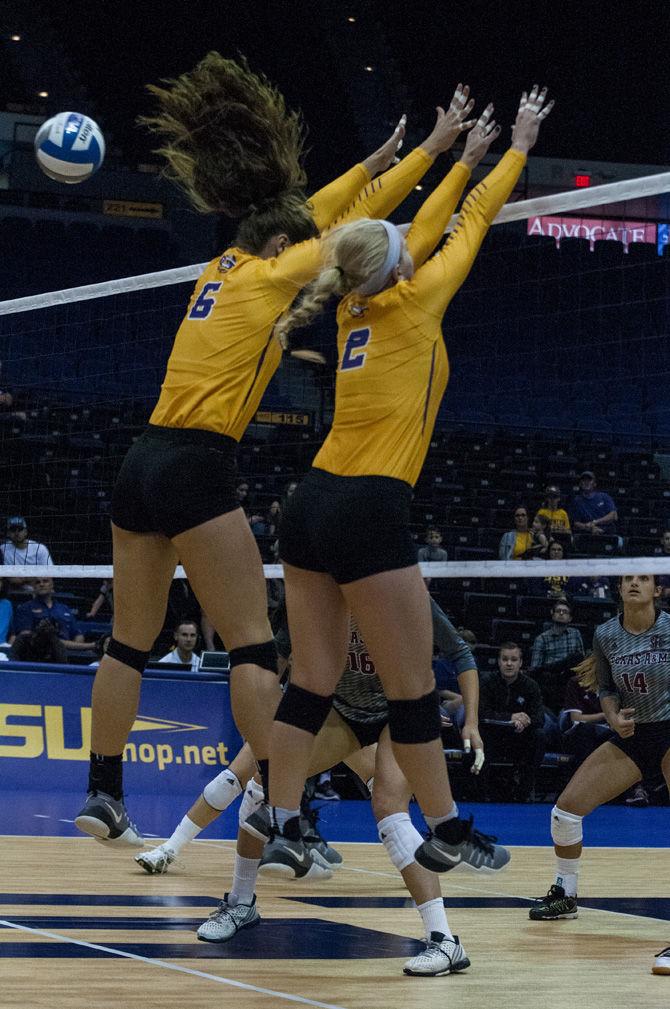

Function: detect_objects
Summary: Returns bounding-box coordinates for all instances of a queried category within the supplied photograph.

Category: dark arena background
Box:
[1,2,670,1007]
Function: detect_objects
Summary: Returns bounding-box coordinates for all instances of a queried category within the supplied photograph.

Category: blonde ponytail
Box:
[274,218,391,349]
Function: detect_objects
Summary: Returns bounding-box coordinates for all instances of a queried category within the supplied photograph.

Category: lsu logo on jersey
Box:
[218,254,237,272]
[349,302,368,318]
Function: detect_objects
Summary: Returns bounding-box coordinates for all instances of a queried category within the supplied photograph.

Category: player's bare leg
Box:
[76,525,177,847]
[530,742,641,920]
[174,510,283,794]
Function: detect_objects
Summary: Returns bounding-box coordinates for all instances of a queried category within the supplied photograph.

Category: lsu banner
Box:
[0,668,242,794]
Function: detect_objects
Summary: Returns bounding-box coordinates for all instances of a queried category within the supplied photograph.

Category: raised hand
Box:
[460,103,501,168]
[422,84,477,157]
[362,113,407,177]
[511,84,554,154]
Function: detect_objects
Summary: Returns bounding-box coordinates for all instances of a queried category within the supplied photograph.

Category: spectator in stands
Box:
[14,577,90,652]
[235,481,250,513]
[478,642,545,802]
[521,513,551,559]
[570,574,612,599]
[158,619,201,672]
[560,663,613,768]
[656,530,670,604]
[88,634,112,669]
[498,506,532,559]
[418,526,449,563]
[0,578,12,643]
[0,359,25,425]
[418,526,449,586]
[265,501,282,538]
[535,485,571,535]
[86,578,114,618]
[529,599,584,713]
[570,470,618,538]
[1,517,53,568]
[10,619,67,664]
[532,540,570,598]
[266,538,285,617]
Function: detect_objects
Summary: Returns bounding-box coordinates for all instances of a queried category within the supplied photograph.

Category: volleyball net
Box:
[1,165,669,594]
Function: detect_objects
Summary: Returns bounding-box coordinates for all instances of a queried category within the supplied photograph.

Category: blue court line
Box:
[0,893,217,907]
[289,895,670,921]
[0,918,422,959]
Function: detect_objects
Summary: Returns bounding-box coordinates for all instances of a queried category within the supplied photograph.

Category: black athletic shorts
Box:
[279,467,417,584]
[609,719,670,780]
[111,424,240,539]
[333,704,387,747]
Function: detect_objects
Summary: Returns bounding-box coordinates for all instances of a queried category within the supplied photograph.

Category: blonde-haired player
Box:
[266,86,553,878]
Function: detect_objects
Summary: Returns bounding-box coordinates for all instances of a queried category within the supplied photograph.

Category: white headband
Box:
[355,219,403,297]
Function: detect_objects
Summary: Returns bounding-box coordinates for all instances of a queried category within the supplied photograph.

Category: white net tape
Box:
[3,558,670,580]
[1,169,668,316]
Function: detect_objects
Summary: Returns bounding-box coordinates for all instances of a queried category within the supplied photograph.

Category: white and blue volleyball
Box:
[34,112,105,184]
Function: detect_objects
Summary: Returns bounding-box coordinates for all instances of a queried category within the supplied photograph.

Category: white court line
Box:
[0,919,348,1009]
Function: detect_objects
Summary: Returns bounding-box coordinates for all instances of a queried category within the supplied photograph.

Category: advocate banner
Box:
[0,668,242,794]
[527,215,657,252]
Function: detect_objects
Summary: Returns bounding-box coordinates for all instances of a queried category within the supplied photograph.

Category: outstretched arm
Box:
[330,85,478,230]
[405,103,501,268]
[412,85,553,316]
[308,115,407,231]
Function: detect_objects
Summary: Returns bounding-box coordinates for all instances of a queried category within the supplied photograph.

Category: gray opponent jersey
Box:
[594,610,670,723]
[333,598,476,725]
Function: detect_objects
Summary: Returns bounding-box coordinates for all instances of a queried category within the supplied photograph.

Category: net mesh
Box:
[1,170,669,587]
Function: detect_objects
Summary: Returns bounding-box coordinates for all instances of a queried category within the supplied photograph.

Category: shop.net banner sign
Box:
[0,668,243,794]
[527,215,658,252]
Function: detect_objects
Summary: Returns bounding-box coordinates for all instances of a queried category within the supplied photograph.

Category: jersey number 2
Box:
[341,327,371,371]
[188,281,223,320]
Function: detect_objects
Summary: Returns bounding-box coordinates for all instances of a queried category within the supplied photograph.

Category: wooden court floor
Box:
[2,836,669,1009]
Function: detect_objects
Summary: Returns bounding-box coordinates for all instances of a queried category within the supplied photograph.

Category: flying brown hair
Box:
[139,52,314,242]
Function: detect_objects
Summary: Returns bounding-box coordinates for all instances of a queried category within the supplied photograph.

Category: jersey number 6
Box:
[340,327,371,371]
[188,281,223,320]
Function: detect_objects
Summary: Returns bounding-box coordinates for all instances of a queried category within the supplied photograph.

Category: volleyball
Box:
[34,111,105,184]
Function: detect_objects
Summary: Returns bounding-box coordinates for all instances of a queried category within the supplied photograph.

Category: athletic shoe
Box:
[313,780,340,801]
[625,783,649,807]
[414,816,511,874]
[528,884,578,920]
[241,801,272,841]
[300,805,343,868]
[403,932,470,977]
[197,893,260,943]
[652,946,670,975]
[134,844,177,874]
[74,791,143,847]
[259,835,333,879]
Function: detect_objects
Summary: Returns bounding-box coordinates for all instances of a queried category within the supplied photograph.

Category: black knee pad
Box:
[106,637,150,674]
[274,682,333,736]
[229,640,278,675]
[387,690,442,744]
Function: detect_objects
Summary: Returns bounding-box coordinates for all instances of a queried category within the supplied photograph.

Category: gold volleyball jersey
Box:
[150,148,434,441]
[313,149,527,485]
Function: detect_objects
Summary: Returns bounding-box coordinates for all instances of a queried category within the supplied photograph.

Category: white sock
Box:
[274,806,301,832]
[417,897,453,941]
[166,815,202,855]
[425,803,459,833]
[555,856,580,897]
[229,854,260,906]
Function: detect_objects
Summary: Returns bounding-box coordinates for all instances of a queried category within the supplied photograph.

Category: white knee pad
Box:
[238,777,265,827]
[551,805,583,847]
[202,768,242,811]
[377,812,424,872]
